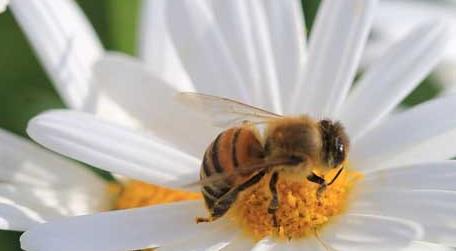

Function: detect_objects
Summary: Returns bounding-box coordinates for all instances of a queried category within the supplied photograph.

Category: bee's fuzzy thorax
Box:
[264,116,322,161]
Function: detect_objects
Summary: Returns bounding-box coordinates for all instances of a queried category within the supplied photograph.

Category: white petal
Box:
[290,0,377,117]
[221,234,255,251]
[0,185,106,231]
[351,189,456,246]
[0,0,8,12]
[10,0,103,110]
[362,161,456,191]
[351,94,456,171]
[370,1,456,95]
[239,1,281,113]
[262,0,306,114]
[92,92,142,129]
[435,60,456,95]
[321,213,423,251]
[27,110,200,189]
[208,1,260,108]
[340,21,446,139]
[401,241,454,251]
[283,238,326,251]
[210,1,281,112]
[166,0,248,101]
[159,226,237,251]
[21,201,228,251]
[0,129,104,189]
[374,0,456,61]
[94,53,220,158]
[0,129,109,231]
[0,199,45,231]
[251,238,276,251]
[138,0,193,91]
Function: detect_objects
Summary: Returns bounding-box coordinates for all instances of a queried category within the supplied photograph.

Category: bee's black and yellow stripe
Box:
[200,127,264,213]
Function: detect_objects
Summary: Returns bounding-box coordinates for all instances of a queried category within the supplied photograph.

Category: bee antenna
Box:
[313,228,336,251]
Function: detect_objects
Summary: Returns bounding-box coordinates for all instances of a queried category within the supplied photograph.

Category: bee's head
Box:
[319,120,349,169]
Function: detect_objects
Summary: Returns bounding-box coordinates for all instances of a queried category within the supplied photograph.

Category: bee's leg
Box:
[306,172,327,198]
[198,170,267,224]
[307,167,345,198]
[267,171,280,228]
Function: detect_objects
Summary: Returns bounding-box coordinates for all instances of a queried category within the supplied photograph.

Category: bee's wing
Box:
[183,158,301,189]
[175,92,282,128]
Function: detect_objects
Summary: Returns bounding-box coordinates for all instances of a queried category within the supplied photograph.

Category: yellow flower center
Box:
[109,180,201,209]
[230,167,362,240]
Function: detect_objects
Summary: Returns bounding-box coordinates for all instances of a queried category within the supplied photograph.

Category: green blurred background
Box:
[0,0,441,250]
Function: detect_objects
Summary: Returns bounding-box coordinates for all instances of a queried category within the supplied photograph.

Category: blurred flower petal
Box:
[10,0,102,110]
[220,234,255,251]
[0,129,108,231]
[27,110,200,189]
[0,185,106,231]
[321,213,422,251]
[374,0,456,61]
[209,1,258,101]
[0,200,45,231]
[251,238,276,251]
[279,238,326,251]
[94,53,219,158]
[352,190,456,246]
[159,226,237,251]
[401,241,454,251]
[0,129,104,189]
[340,21,446,139]
[362,161,456,191]
[435,60,456,95]
[351,94,456,170]
[0,0,8,12]
[166,0,248,101]
[263,0,306,114]
[20,201,229,251]
[138,0,193,91]
[210,1,281,112]
[291,0,376,116]
[238,1,280,113]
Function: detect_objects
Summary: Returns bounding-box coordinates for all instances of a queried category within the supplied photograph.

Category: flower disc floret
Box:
[231,168,362,240]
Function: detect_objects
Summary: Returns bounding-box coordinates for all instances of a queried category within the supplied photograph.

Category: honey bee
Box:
[177,93,349,225]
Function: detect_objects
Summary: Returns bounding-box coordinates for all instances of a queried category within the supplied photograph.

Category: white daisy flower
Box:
[366,0,456,94]
[13,0,456,250]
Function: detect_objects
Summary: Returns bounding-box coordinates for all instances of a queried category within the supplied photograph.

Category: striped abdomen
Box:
[200,127,265,210]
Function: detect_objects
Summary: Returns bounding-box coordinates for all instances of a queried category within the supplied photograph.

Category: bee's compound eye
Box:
[336,138,344,152]
[319,119,349,168]
[332,138,346,167]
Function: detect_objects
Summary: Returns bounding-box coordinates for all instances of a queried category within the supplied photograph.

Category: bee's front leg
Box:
[267,171,280,228]
[306,172,326,199]
[307,166,345,199]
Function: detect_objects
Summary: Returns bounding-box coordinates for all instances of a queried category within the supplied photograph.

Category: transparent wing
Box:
[175,92,282,128]
[183,158,302,189]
